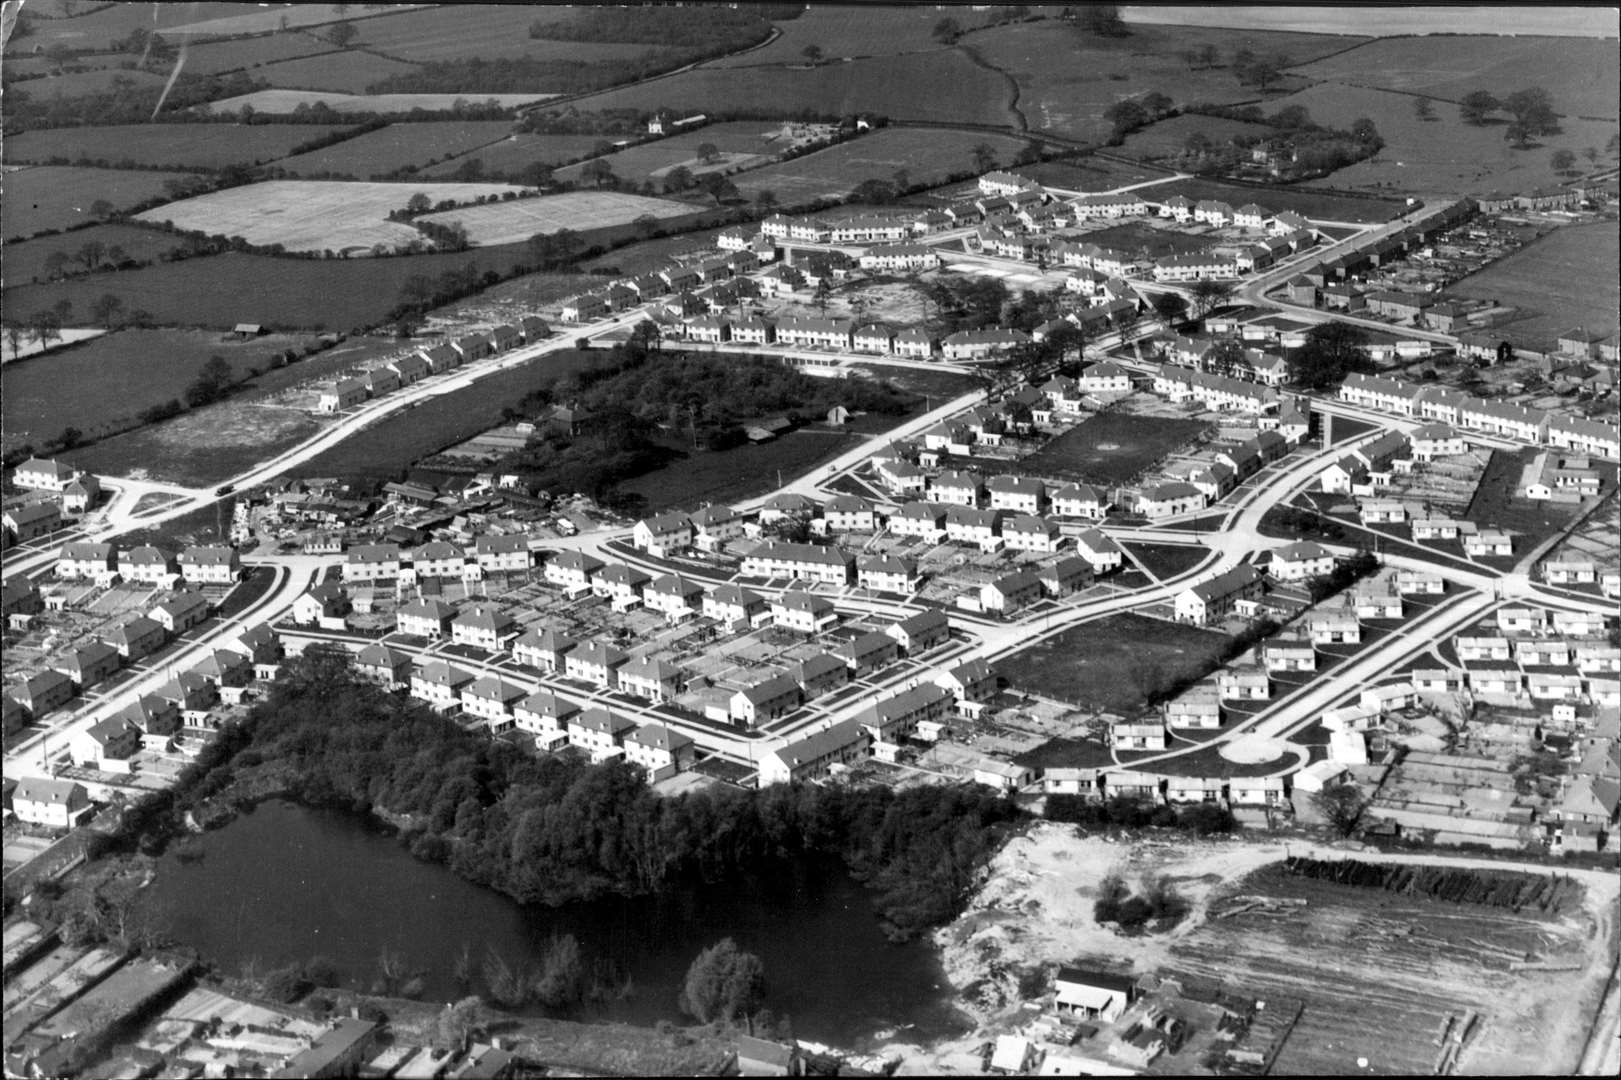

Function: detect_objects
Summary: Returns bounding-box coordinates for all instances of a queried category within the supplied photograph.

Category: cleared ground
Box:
[202,90,555,116]
[5,123,352,170]
[272,121,518,178]
[69,403,323,488]
[1291,34,1620,122]
[134,179,533,254]
[1018,411,1212,485]
[998,613,1230,714]
[414,192,697,247]
[732,127,1033,205]
[1,1,248,52]
[3,166,191,241]
[1444,222,1619,345]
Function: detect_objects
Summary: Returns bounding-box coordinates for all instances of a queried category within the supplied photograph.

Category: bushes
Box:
[1046,795,1236,835]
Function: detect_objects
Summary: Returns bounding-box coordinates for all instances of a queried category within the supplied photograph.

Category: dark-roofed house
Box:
[833,630,900,678]
[886,608,950,655]
[100,615,166,661]
[355,644,412,688]
[730,672,802,727]
[50,641,121,692]
[515,690,580,735]
[6,670,75,721]
[624,724,696,780]
[1174,565,1264,624]
[793,653,848,699]
[760,719,871,785]
[149,589,210,634]
[565,641,628,689]
[271,1018,378,1079]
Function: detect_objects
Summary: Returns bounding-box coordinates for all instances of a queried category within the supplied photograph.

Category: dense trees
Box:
[679,939,766,1024]
[1074,4,1128,37]
[1287,320,1373,389]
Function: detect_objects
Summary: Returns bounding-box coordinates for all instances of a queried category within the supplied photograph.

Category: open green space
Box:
[1017,411,1212,486]
[1086,221,1212,258]
[271,121,518,178]
[705,5,950,67]
[1010,737,1116,771]
[3,1,251,53]
[6,67,168,100]
[1290,34,1619,122]
[251,49,422,95]
[1015,156,1178,193]
[2,244,539,333]
[1444,223,1619,347]
[998,613,1231,714]
[730,127,1033,206]
[1259,82,1618,197]
[417,133,619,180]
[569,50,1018,130]
[155,2,386,39]
[69,402,324,489]
[5,123,355,170]
[1,328,319,448]
[1146,176,1404,223]
[967,19,1362,143]
[3,166,191,241]
[1121,542,1213,582]
[620,428,866,514]
[2,224,198,285]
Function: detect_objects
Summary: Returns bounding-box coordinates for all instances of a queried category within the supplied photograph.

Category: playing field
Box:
[1446,223,1620,350]
[1018,411,1213,486]
[1291,34,1620,122]
[202,90,555,116]
[273,122,518,178]
[4,166,191,242]
[5,124,352,170]
[414,192,698,247]
[730,126,1034,205]
[1256,82,1620,197]
[135,179,533,254]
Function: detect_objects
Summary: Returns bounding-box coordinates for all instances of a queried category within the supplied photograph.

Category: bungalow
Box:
[1352,590,1404,620]
[857,554,920,594]
[1050,483,1109,520]
[397,597,457,640]
[1174,564,1264,624]
[1360,499,1413,525]
[565,641,628,689]
[1230,775,1286,806]
[411,661,475,710]
[617,656,684,704]
[593,564,653,611]
[461,676,526,725]
[1466,662,1523,697]
[1307,611,1362,645]
[1263,638,1316,672]
[1551,609,1607,637]
[1053,968,1139,1023]
[1138,482,1206,520]
[1044,767,1102,797]
[1456,635,1512,662]
[1543,559,1598,586]
[632,511,693,557]
[57,541,117,580]
[1168,685,1227,725]
[759,719,871,785]
[1268,540,1335,582]
[1410,668,1461,695]
[1462,530,1513,557]
[149,589,210,634]
[731,673,802,727]
[515,690,580,735]
[981,569,1043,614]
[568,708,637,762]
[545,550,605,595]
[1167,776,1226,805]
[451,602,517,651]
[624,724,696,779]
[832,630,900,678]
[1216,666,1270,701]
[1111,721,1167,751]
[1411,517,1464,541]
[885,608,950,654]
[704,583,770,628]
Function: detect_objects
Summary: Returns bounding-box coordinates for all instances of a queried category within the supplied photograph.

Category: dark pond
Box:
[140,799,968,1047]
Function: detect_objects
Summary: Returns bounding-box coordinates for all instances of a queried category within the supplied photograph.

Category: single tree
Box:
[406,192,432,214]
[1503,121,1531,149]
[1551,148,1576,174]
[1103,99,1149,136]
[1458,90,1498,125]
[5,324,26,355]
[1413,96,1435,120]
[90,293,125,328]
[851,178,896,204]
[1311,784,1366,837]
[754,189,778,213]
[105,244,127,267]
[1502,86,1557,135]
[327,20,358,47]
[1150,291,1188,327]
[632,212,659,238]
[1196,43,1219,68]
[932,17,962,44]
[971,142,999,173]
[1141,90,1174,116]
[1583,146,1599,165]
[1349,117,1381,145]
[802,44,823,64]
[75,239,107,271]
[1246,54,1287,91]
[581,158,616,188]
[1189,278,1233,317]
[1205,337,1247,378]
[1076,4,1127,36]
[663,165,695,192]
[679,939,765,1025]
[695,141,721,164]
[89,198,115,219]
[44,251,72,280]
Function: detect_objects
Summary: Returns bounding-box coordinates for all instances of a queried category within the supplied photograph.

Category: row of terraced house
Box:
[316,316,550,413]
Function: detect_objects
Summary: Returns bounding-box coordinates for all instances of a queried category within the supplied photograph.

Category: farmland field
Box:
[157,2,401,39]
[1291,35,1620,121]
[1014,156,1178,193]
[202,90,555,116]
[5,123,354,170]
[3,166,192,241]
[705,5,953,67]
[1,244,537,333]
[341,4,654,63]
[998,612,1230,713]
[414,192,698,247]
[134,179,533,254]
[272,121,518,178]
[2,224,199,285]
[6,67,167,100]
[968,19,1365,142]
[1445,223,1619,346]
[2,2,250,53]
[731,127,1034,205]
[571,51,1019,129]
[552,123,788,185]
[416,134,621,179]
[245,50,423,95]
[1018,411,1212,485]
[0,328,317,450]
[1085,221,1212,258]
[1139,177,1404,223]
[168,33,334,76]
[1257,82,1621,196]
[1115,113,1275,161]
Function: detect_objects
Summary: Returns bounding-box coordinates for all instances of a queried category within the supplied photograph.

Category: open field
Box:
[621,429,866,514]
[1086,220,1212,258]
[201,90,555,116]
[418,134,627,179]
[2,223,198,285]
[244,49,423,95]
[1145,175,1405,222]
[1015,155,1179,193]
[1115,112,1275,161]
[134,179,532,254]
[553,123,787,185]
[3,166,191,241]
[71,401,325,489]
[343,4,655,64]
[1260,82,1620,196]
[157,2,404,39]
[0,328,319,449]
[4,67,167,99]
[414,192,698,247]
[5,123,353,170]
[3,2,249,53]
[1291,34,1621,121]
[168,33,334,76]
[1444,223,1619,345]
[570,51,1018,129]
[579,226,755,276]
[998,612,1229,713]
[1,244,535,333]
[969,19,1364,142]
[731,127,1034,205]
[1121,541,1212,581]
[1018,411,1212,485]
[707,5,951,67]
[272,121,517,178]
[1463,448,1613,551]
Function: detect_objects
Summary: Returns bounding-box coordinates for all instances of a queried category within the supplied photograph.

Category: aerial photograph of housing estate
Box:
[1,1,1618,1076]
